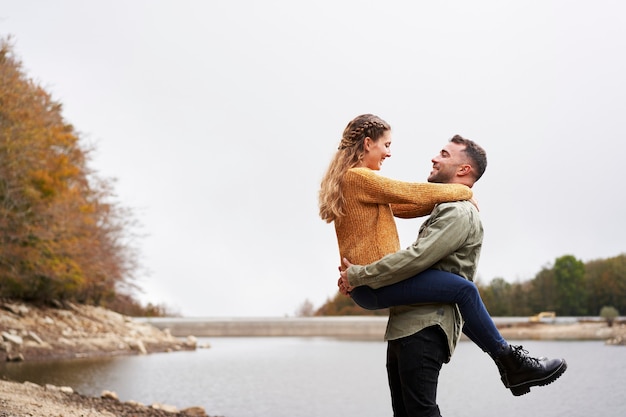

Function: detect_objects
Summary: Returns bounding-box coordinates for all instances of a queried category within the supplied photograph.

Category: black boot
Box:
[495,345,567,396]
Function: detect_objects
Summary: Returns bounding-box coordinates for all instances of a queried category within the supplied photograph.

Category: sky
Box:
[1,1,625,317]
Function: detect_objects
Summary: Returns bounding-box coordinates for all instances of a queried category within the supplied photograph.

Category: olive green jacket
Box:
[347,200,483,361]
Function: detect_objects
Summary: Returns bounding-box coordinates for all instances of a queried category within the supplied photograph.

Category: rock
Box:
[23,381,42,389]
[57,336,76,346]
[185,335,198,348]
[1,302,30,316]
[127,339,147,354]
[606,333,626,345]
[198,341,212,349]
[6,352,24,362]
[25,331,44,344]
[60,386,74,394]
[101,390,119,400]
[1,331,23,345]
[151,402,179,413]
[181,406,209,416]
[65,302,81,312]
[45,383,73,394]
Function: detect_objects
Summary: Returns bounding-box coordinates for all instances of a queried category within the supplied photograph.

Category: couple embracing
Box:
[319,114,567,417]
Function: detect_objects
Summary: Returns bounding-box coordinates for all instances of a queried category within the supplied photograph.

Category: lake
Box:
[1,338,624,417]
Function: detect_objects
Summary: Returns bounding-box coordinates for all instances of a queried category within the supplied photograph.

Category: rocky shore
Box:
[0,300,213,417]
[0,301,198,363]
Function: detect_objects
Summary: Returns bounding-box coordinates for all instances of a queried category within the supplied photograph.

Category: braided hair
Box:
[319,114,391,223]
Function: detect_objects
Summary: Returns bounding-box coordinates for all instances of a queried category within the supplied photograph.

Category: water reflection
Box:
[1,356,119,393]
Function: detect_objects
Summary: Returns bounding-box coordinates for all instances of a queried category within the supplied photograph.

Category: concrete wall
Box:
[141,316,389,338]
[139,316,545,339]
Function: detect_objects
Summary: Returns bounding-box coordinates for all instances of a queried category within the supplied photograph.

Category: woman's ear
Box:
[363,137,372,151]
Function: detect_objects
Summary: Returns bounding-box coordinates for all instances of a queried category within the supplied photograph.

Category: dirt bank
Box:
[0,300,197,362]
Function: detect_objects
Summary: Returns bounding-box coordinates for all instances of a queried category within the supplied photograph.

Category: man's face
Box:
[428,142,467,183]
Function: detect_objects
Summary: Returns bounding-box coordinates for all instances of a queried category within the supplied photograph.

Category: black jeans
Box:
[386,326,448,417]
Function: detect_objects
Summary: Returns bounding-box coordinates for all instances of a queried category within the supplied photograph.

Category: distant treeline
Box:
[0,38,160,316]
[315,253,625,317]
[477,254,625,317]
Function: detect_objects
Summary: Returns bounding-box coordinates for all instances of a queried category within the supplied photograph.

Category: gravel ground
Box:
[0,379,214,417]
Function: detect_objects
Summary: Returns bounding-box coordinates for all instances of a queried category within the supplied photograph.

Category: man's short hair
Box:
[450,135,487,181]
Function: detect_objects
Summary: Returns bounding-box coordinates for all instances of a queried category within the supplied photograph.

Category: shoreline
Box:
[0,379,212,417]
[141,315,626,343]
[2,301,625,416]
[1,301,212,416]
[491,320,625,343]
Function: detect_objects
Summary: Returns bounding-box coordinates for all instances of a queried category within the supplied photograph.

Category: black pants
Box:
[386,326,448,417]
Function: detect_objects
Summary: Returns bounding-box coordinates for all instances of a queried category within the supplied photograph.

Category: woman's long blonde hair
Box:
[319,114,391,223]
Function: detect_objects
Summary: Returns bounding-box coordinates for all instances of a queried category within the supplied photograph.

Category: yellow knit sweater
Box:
[335,167,473,266]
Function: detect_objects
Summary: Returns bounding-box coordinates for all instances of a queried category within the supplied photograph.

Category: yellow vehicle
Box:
[529,311,556,323]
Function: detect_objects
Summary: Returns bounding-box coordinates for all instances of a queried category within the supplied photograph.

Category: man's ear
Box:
[458,164,472,176]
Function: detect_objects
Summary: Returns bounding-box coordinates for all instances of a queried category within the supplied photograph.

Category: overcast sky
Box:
[2,1,624,317]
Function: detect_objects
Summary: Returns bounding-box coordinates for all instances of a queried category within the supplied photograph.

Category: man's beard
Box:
[428,171,451,184]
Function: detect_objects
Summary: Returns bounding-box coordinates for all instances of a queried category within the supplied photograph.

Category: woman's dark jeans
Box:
[350,269,507,357]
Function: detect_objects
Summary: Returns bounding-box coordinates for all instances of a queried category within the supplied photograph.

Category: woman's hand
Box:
[469,196,480,211]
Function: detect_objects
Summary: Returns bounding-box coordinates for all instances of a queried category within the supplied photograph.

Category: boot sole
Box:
[509,360,568,396]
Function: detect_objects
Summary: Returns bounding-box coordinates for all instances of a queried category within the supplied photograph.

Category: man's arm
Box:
[347,204,470,289]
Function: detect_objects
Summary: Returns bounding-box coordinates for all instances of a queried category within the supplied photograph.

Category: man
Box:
[339,135,564,416]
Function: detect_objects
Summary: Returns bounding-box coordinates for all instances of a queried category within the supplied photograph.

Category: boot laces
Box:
[511,345,541,368]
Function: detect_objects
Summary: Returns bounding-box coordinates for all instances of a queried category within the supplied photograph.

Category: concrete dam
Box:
[140,316,389,338]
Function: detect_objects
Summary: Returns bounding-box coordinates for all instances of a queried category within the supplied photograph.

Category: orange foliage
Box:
[315,291,388,316]
[0,38,140,306]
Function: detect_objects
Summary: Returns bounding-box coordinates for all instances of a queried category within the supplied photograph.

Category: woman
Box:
[319,114,566,396]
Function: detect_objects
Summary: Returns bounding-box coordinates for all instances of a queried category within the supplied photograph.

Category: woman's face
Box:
[361,130,392,170]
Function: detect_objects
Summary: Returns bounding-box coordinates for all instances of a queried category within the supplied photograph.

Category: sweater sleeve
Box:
[346,168,472,218]
[391,203,430,219]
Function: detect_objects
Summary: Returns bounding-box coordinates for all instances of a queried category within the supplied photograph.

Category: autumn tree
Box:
[0,38,139,306]
[315,292,388,316]
[584,254,626,314]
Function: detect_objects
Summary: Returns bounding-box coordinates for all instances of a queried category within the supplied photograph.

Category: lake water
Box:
[1,338,624,417]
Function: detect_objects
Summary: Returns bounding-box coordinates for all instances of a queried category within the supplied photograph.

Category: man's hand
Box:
[337,257,355,295]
